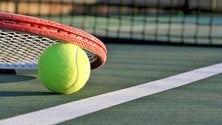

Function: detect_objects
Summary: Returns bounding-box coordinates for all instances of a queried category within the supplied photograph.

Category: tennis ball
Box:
[38,43,90,94]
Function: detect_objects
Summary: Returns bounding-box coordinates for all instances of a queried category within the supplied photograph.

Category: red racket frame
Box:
[0,12,107,69]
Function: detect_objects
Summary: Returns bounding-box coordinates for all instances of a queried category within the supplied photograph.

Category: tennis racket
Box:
[0,12,107,75]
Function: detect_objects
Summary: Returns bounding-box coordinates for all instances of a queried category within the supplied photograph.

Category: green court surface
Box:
[1,44,222,124]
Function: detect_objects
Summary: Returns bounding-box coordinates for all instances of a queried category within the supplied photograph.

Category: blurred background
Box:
[0,0,222,45]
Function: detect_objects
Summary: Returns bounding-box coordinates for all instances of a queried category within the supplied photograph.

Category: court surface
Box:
[1,44,222,125]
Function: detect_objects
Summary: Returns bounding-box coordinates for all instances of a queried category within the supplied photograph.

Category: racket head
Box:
[0,12,107,74]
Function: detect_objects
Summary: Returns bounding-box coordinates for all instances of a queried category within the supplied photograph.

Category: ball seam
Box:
[43,46,79,92]
[65,47,80,91]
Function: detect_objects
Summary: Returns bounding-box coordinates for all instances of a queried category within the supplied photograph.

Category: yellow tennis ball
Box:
[38,43,90,94]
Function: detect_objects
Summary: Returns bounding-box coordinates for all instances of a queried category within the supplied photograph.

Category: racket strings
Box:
[0,30,58,69]
[0,30,97,69]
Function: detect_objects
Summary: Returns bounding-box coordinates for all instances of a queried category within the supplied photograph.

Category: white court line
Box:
[1,63,222,125]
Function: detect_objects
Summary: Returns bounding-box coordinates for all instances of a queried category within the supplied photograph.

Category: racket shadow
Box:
[0,74,36,84]
[0,91,57,97]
